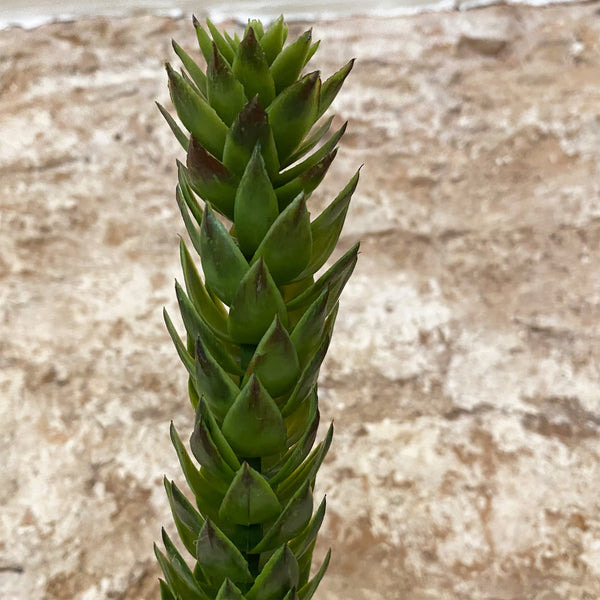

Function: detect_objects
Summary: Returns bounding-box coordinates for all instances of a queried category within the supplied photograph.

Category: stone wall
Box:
[1,3,600,599]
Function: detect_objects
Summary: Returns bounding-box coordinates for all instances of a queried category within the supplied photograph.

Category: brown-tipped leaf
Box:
[215,579,246,600]
[207,43,248,126]
[228,259,287,345]
[252,481,313,552]
[186,137,238,220]
[275,149,336,210]
[219,462,282,525]
[166,63,227,159]
[317,59,354,119]
[245,545,299,600]
[221,375,287,457]
[266,71,320,162]
[196,520,253,588]
[233,26,275,107]
[222,96,280,178]
[290,290,329,368]
[200,204,249,305]
[252,194,312,285]
[295,168,359,280]
[245,316,300,398]
[270,29,312,93]
[286,242,359,313]
[194,337,240,422]
[172,39,207,96]
[233,143,279,258]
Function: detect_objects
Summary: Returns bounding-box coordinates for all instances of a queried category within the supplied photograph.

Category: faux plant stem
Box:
[156,16,359,600]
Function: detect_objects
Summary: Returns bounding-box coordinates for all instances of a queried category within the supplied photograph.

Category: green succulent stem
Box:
[245,529,262,576]
[240,344,256,372]
[157,15,359,600]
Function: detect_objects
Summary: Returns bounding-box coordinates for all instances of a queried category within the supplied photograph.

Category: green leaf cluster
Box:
[157,15,359,600]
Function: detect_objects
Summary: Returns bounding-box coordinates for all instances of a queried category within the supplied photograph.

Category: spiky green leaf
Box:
[186,137,238,220]
[270,29,312,93]
[268,392,319,485]
[260,16,286,64]
[196,520,253,588]
[207,43,248,127]
[157,101,189,150]
[277,121,347,186]
[297,169,359,279]
[222,375,287,458]
[215,579,246,600]
[164,308,195,379]
[289,496,327,560]
[246,545,299,600]
[233,143,279,258]
[275,149,336,210]
[286,242,359,313]
[206,18,235,64]
[245,316,299,398]
[252,194,312,285]
[190,400,237,480]
[222,96,280,178]
[290,290,328,368]
[194,337,240,422]
[166,63,228,159]
[252,481,313,552]
[200,204,249,305]
[172,39,208,96]
[159,579,176,600]
[179,239,230,339]
[298,550,331,600]
[175,281,241,375]
[219,462,282,525]
[276,424,334,503]
[228,259,287,345]
[267,72,320,161]
[233,27,275,107]
[281,334,331,417]
[164,478,205,557]
[318,59,354,119]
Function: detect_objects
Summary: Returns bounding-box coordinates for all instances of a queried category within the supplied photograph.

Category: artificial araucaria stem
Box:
[156,15,359,600]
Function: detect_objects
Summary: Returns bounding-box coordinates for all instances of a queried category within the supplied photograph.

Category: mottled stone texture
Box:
[1,3,600,599]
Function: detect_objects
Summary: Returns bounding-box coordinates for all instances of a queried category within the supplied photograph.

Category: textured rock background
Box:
[1,3,600,599]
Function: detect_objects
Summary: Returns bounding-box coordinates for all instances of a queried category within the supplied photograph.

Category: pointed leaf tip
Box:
[219,461,281,525]
[253,193,312,284]
[245,544,299,600]
[166,62,227,158]
[196,519,253,588]
[233,142,279,257]
[215,579,246,600]
[233,25,275,107]
[246,315,300,397]
[228,258,287,344]
[199,203,249,305]
[222,374,287,457]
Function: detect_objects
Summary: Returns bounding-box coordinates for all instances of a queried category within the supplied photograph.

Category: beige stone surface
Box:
[1,3,600,599]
